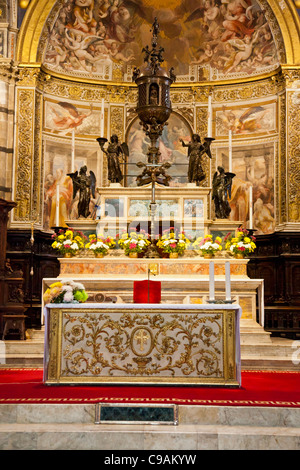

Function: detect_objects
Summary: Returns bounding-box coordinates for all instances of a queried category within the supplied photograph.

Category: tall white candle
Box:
[71,129,75,172]
[100,98,104,137]
[56,184,60,227]
[228,130,232,172]
[209,261,215,301]
[207,95,212,138]
[249,185,253,229]
[225,261,231,301]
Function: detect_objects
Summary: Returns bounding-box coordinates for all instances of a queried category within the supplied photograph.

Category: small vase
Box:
[95,252,104,258]
[203,253,214,259]
[129,252,138,258]
[169,252,179,259]
[64,253,73,258]
[234,253,245,259]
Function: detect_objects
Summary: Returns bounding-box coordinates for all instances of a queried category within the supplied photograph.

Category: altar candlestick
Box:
[209,261,215,302]
[100,98,104,137]
[71,129,75,172]
[249,185,253,229]
[225,261,231,301]
[207,95,212,138]
[229,130,232,172]
[56,184,60,227]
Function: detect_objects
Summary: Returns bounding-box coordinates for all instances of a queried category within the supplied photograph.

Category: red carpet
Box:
[0,369,299,407]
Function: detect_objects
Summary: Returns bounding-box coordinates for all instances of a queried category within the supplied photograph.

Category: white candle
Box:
[209,261,215,301]
[207,95,212,138]
[249,185,253,229]
[56,184,60,227]
[228,130,232,172]
[225,261,231,301]
[71,129,75,172]
[100,98,104,137]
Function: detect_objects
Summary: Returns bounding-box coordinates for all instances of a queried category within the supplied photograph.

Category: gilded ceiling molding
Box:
[266,0,300,65]
[16,0,56,64]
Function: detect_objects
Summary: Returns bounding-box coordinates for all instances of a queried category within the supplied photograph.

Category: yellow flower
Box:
[43,292,52,304]
[244,237,251,243]
[65,230,73,239]
[57,234,64,241]
[49,282,63,289]
[52,241,57,248]
[216,236,222,243]
[121,233,128,239]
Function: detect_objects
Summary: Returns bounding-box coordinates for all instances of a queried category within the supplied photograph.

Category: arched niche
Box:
[125,111,193,187]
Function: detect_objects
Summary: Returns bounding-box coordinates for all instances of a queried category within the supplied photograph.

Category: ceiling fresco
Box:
[42,0,280,82]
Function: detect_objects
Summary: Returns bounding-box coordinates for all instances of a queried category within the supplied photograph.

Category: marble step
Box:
[0,404,299,450]
[0,324,295,370]
[1,404,299,426]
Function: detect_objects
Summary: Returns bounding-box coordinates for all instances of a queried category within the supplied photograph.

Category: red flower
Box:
[129,242,137,249]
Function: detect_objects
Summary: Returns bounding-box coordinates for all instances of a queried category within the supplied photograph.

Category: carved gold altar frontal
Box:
[44,304,241,387]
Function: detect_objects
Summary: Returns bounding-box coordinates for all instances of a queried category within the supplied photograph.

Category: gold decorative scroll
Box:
[45,307,239,386]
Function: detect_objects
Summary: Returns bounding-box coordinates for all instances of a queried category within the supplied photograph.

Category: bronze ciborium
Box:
[132,18,176,257]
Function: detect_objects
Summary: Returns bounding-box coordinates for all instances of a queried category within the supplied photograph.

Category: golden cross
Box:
[134,329,150,352]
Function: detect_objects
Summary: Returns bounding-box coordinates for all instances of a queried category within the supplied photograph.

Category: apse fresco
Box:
[126,113,191,187]
[43,140,100,230]
[216,142,275,234]
[44,100,102,136]
[215,102,276,137]
[43,0,279,81]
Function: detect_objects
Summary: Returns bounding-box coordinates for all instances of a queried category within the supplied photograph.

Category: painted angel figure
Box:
[48,102,93,132]
[67,165,96,218]
[212,166,235,219]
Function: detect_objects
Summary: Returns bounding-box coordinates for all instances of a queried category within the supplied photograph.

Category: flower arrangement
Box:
[85,233,116,257]
[156,228,190,257]
[117,229,151,257]
[225,228,256,257]
[43,280,88,304]
[193,234,223,257]
[51,228,86,257]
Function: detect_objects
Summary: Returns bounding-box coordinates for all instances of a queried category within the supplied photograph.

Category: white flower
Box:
[63,291,74,302]
[72,282,85,290]
[63,285,73,292]
[202,242,212,250]
[138,240,146,246]
[163,240,170,245]
[212,243,220,249]
[70,242,79,250]
[178,240,185,244]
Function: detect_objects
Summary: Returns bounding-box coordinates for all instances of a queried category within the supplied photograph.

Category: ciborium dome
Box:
[133,18,175,127]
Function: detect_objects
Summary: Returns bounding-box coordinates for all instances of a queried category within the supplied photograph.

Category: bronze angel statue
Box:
[67,165,96,219]
[97,134,129,184]
[212,166,235,219]
[180,133,213,185]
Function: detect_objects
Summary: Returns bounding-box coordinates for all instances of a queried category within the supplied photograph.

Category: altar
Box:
[42,255,264,325]
[43,303,241,387]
